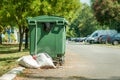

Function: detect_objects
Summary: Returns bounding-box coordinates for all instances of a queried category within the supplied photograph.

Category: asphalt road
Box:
[66,42,120,79]
[15,42,120,80]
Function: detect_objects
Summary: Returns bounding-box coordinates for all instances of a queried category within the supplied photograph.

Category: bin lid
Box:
[27,15,68,25]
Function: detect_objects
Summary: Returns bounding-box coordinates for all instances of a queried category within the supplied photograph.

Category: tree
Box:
[68,4,99,37]
[0,0,36,51]
[0,25,4,44]
[0,0,3,44]
[38,0,81,20]
[25,28,29,49]
[92,0,120,31]
[0,0,81,51]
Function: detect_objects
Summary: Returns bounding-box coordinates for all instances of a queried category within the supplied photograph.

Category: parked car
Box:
[80,37,87,42]
[111,33,120,45]
[74,37,86,42]
[98,35,111,44]
[74,38,81,42]
[68,38,76,41]
[98,35,104,43]
[85,30,117,44]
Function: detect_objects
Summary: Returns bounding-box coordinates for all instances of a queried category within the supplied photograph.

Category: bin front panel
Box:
[29,25,36,55]
[37,22,56,57]
[29,22,66,58]
[55,26,66,56]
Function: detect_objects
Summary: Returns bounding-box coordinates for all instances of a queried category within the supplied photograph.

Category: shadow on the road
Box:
[19,74,120,80]
[16,74,120,80]
[17,75,94,80]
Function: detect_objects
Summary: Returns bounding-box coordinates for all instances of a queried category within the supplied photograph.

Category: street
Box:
[15,42,120,80]
[66,42,120,79]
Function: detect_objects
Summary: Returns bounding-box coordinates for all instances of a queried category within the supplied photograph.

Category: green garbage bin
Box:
[27,15,68,64]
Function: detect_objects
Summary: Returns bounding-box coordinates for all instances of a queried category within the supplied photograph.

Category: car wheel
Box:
[90,40,94,44]
[112,40,119,45]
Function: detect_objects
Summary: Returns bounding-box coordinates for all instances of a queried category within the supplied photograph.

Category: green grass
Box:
[0,44,29,76]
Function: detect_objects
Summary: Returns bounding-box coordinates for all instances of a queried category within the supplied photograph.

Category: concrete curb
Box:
[0,67,25,80]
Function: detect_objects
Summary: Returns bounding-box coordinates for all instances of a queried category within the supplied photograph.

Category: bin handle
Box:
[28,20,36,25]
[56,20,64,25]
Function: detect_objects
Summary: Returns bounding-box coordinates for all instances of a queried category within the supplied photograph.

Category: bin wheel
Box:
[59,56,65,66]
[53,62,57,66]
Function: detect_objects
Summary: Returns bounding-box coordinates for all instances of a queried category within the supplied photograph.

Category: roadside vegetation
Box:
[0,44,29,76]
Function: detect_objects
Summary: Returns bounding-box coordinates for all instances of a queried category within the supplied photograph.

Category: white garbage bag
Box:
[17,55,40,68]
[35,53,56,69]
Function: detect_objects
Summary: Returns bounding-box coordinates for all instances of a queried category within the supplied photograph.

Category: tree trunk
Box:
[25,28,29,49]
[19,26,24,51]
[19,33,23,51]
[0,33,2,44]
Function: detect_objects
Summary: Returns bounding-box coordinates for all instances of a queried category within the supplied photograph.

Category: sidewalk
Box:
[0,67,25,80]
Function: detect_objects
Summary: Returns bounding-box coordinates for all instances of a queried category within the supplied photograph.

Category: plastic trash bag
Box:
[35,53,56,69]
[17,55,40,68]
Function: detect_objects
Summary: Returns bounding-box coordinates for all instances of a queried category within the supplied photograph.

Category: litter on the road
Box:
[17,53,56,69]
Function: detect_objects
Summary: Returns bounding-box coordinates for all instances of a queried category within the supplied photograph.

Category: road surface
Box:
[14,42,120,80]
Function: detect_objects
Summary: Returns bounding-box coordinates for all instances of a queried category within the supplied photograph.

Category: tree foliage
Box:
[68,4,99,37]
[0,0,81,50]
[0,0,35,51]
[38,0,81,20]
[92,0,120,31]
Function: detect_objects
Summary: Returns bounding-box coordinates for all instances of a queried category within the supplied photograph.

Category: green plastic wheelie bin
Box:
[27,15,68,65]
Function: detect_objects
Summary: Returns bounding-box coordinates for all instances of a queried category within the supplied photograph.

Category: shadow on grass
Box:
[0,44,29,54]
[0,57,20,61]
[0,50,19,54]
[0,44,19,47]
